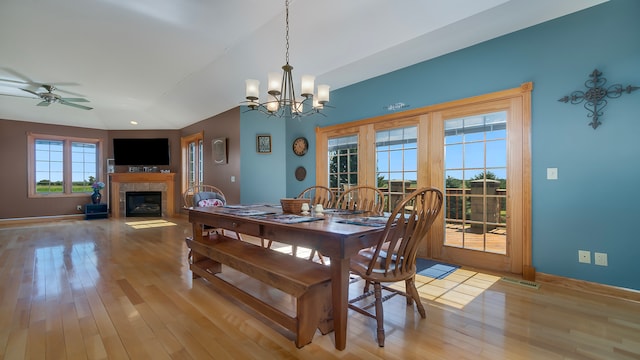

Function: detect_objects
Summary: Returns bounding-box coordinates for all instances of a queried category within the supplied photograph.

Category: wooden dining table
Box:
[188,205,387,350]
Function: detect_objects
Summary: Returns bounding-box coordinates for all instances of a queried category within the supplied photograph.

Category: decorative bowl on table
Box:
[280,198,311,214]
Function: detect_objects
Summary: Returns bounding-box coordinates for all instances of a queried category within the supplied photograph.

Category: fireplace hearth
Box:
[126,191,162,217]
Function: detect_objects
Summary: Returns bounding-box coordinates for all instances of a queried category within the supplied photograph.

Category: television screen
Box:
[113,138,170,166]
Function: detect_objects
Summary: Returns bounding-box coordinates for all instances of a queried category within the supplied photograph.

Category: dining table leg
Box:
[330,257,350,350]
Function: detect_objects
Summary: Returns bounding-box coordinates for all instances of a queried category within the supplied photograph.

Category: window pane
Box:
[445,144,463,169]
[404,149,417,171]
[71,142,97,193]
[486,140,506,168]
[389,151,404,171]
[198,140,203,183]
[464,142,484,168]
[35,140,64,194]
[188,142,196,188]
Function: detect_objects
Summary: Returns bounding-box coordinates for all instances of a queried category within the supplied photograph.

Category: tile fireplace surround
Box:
[109,173,175,218]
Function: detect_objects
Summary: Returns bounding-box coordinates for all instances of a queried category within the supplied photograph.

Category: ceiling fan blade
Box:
[0,92,38,99]
[60,97,89,102]
[0,78,30,86]
[54,87,85,97]
[37,101,50,107]
[0,67,36,83]
[60,100,93,110]
[21,88,41,97]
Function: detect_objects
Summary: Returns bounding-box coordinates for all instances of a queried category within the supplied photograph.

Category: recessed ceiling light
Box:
[130,121,138,125]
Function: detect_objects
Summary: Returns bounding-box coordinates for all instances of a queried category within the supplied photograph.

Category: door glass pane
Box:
[444,111,507,254]
[376,126,418,212]
[198,139,204,183]
[328,135,358,196]
[187,142,196,188]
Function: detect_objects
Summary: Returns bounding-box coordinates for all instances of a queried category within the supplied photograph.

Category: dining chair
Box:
[297,185,334,208]
[183,184,226,209]
[296,185,335,263]
[335,185,385,215]
[348,187,443,347]
[183,184,242,240]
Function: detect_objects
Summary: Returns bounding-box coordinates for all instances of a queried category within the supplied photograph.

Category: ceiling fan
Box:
[20,84,93,110]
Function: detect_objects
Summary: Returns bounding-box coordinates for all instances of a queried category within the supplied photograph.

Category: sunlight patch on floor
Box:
[413,268,500,309]
[125,219,177,229]
[258,240,503,310]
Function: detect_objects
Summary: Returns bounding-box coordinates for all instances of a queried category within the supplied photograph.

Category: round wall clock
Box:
[292,137,308,156]
[295,166,307,181]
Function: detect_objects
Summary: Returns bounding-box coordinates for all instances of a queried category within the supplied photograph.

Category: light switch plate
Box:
[547,167,558,180]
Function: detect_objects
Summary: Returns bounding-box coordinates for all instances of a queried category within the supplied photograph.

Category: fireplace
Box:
[126,191,162,217]
[109,173,175,218]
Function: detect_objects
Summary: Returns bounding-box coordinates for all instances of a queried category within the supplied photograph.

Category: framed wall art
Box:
[256,135,271,153]
[212,137,227,164]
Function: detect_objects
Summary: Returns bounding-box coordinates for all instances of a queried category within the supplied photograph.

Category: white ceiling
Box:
[0,0,606,130]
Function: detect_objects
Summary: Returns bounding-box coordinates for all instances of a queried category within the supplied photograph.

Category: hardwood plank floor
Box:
[1,217,639,359]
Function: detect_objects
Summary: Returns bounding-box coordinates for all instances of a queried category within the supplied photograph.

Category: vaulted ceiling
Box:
[0,0,606,130]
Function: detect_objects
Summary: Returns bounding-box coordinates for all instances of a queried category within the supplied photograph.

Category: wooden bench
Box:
[185,235,333,348]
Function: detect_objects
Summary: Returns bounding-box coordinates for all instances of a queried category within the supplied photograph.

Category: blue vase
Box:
[91,189,102,204]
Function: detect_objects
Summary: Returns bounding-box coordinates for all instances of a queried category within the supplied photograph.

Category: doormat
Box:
[416,258,460,280]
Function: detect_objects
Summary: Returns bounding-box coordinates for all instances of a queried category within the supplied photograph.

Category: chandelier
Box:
[243,0,330,119]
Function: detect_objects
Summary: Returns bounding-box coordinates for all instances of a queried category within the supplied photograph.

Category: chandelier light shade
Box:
[243,0,330,119]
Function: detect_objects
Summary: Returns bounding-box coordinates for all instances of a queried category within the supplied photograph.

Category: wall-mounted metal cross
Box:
[558,69,638,129]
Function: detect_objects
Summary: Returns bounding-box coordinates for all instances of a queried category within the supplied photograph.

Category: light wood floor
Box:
[1,217,639,359]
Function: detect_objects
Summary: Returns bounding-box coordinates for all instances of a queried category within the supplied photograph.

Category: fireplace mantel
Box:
[109,173,175,218]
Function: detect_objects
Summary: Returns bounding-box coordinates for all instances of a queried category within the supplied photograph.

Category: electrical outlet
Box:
[77,205,83,211]
[578,250,591,264]
[594,252,608,266]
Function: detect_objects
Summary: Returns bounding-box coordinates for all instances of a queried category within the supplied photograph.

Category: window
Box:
[28,133,103,197]
[327,134,358,196]
[181,131,204,193]
[376,126,418,212]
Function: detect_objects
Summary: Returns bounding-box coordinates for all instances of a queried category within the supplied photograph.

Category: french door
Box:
[316,84,532,275]
[427,88,531,274]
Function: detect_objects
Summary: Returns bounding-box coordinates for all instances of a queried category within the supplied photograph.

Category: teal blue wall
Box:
[239,110,286,204]
[241,0,640,290]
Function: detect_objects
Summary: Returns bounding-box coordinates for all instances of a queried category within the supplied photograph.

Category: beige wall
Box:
[181,107,241,206]
[0,107,240,219]
[0,119,110,219]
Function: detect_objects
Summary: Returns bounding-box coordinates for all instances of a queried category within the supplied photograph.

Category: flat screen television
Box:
[113,138,170,166]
